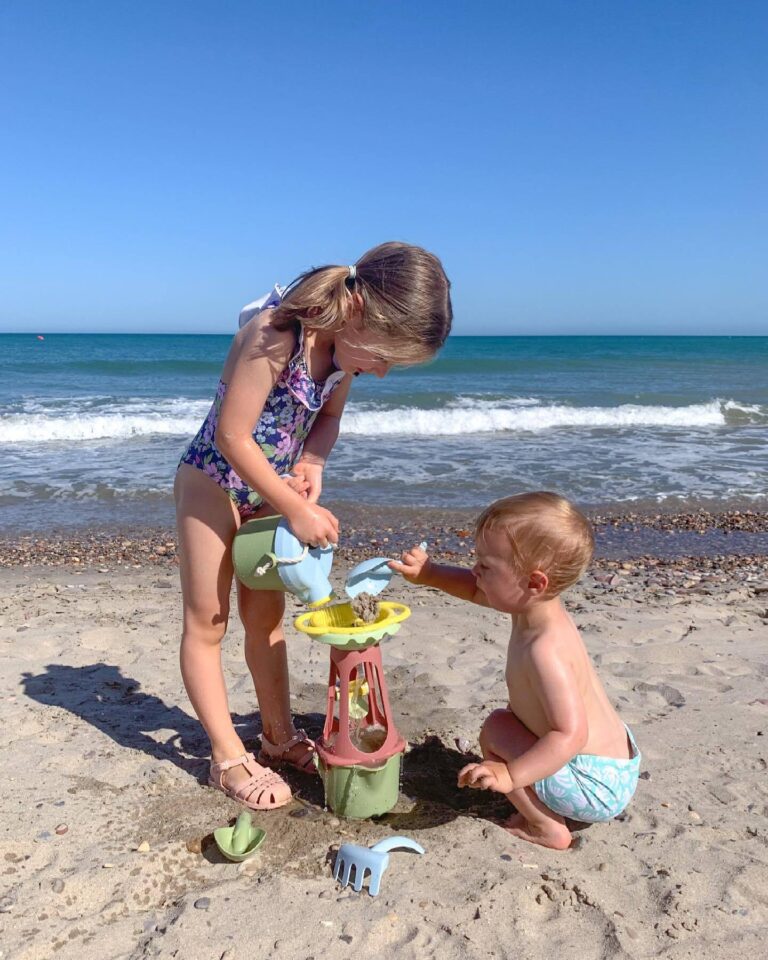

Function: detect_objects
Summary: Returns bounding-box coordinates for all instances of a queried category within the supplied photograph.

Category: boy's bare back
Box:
[506,607,631,761]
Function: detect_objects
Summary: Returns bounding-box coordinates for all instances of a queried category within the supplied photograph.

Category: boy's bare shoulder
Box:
[524,621,581,663]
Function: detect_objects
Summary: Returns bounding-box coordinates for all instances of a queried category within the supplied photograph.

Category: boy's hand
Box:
[458,760,514,795]
[389,543,431,584]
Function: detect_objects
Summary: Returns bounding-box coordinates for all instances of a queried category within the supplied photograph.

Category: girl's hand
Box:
[389,543,431,584]
[457,760,514,795]
[287,502,340,549]
[281,473,311,498]
[291,460,323,504]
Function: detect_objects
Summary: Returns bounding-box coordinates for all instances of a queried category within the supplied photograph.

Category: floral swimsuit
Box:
[179,321,346,519]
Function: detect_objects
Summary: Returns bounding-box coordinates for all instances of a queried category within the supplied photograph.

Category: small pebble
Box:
[455,737,472,754]
[0,896,15,913]
[328,818,341,828]
[194,897,210,910]
[185,838,202,854]
[137,840,150,853]
[102,863,115,869]
[55,824,68,835]
[51,879,65,893]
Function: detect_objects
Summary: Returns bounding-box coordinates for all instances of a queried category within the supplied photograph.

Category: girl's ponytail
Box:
[272,242,452,364]
[271,264,354,334]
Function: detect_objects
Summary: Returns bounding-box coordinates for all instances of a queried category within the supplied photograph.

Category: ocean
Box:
[1,333,767,532]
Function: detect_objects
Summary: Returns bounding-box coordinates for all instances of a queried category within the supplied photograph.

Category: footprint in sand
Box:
[632,681,686,708]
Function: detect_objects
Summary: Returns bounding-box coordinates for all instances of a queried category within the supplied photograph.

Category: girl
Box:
[175,241,452,811]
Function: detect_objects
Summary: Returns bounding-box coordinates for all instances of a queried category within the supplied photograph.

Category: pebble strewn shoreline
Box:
[1,511,766,603]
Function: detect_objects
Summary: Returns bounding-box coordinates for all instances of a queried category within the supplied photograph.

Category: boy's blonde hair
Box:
[476,492,594,596]
[271,241,452,364]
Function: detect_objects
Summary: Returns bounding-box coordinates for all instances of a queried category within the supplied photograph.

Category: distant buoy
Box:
[36,335,45,341]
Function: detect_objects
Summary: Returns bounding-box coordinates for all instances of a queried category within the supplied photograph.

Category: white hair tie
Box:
[347,264,357,281]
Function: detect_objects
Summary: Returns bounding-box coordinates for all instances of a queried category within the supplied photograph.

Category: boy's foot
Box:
[501,813,573,850]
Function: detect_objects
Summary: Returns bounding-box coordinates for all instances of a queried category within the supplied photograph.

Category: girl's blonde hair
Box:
[270,241,452,364]
[476,492,595,597]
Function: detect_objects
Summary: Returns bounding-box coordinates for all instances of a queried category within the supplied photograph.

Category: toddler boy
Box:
[391,492,641,850]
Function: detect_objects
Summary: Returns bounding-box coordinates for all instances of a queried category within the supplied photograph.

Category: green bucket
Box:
[318,752,402,819]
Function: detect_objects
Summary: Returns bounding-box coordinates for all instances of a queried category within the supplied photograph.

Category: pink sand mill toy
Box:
[294,595,412,819]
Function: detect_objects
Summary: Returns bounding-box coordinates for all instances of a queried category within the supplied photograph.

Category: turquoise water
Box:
[1,333,767,530]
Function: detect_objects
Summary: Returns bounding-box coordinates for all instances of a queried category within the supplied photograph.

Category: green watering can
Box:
[232,514,335,607]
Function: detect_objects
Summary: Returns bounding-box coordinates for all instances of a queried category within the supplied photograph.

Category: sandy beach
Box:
[2,514,768,960]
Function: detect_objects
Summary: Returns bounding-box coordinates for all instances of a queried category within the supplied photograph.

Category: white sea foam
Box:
[339,399,754,436]
[1,396,763,444]
[0,398,210,444]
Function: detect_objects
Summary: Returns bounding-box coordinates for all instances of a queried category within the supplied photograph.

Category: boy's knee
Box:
[479,708,513,750]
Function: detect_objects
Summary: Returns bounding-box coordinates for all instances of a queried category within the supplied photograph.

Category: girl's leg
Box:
[238,580,314,769]
[174,464,289,798]
[479,709,572,850]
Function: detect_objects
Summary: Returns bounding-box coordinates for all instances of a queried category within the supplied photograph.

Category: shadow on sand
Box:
[20,661,325,792]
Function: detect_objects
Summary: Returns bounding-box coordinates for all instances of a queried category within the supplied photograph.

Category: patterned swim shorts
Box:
[533,725,641,823]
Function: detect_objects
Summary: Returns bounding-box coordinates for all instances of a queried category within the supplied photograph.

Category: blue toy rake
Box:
[333,835,425,896]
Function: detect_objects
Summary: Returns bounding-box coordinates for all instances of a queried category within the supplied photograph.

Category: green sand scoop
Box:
[214,811,266,862]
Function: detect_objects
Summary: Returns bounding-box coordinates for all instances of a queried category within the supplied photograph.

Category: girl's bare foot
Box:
[501,813,573,850]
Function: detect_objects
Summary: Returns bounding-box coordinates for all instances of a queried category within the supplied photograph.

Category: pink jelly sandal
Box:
[258,728,317,775]
[208,751,291,810]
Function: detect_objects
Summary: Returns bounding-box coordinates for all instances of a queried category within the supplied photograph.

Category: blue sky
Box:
[1,1,766,335]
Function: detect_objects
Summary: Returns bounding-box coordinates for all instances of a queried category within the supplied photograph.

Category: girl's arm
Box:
[292,374,353,502]
[214,318,339,544]
[389,546,490,606]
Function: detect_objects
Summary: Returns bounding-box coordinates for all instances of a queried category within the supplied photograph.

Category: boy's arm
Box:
[389,546,490,606]
[459,637,588,794]
[505,637,588,787]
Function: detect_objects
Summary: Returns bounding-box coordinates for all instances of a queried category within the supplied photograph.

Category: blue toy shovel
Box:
[345,542,428,599]
[333,835,425,896]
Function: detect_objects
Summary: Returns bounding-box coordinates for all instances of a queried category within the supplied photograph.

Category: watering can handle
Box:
[370,836,425,855]
[253,546,310,577]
